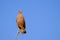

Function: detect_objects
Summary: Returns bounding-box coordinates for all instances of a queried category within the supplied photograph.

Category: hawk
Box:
[14,10,26,40]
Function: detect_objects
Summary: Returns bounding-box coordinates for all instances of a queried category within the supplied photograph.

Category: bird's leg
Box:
[14,29,20,40]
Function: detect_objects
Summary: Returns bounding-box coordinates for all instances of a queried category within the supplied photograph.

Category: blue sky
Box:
[0,0,60,40]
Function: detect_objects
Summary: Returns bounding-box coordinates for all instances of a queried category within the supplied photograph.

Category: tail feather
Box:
[22,30,26,34]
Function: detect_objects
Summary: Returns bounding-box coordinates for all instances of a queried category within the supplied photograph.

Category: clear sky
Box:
[0,0,60,40]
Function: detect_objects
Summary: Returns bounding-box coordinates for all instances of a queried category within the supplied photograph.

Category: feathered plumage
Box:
[14,10,26,40]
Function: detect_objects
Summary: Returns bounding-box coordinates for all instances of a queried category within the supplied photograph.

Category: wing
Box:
[23,19,26,29]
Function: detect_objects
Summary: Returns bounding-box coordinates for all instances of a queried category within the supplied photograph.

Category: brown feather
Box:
[16,11,26,31]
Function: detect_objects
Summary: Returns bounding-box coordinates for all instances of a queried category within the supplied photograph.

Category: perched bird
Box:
[14,10,26,40]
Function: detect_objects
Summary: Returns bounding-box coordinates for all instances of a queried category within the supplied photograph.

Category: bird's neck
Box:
[18,13,22,15]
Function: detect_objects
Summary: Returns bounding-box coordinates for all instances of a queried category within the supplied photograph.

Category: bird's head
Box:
[18,10,22,14]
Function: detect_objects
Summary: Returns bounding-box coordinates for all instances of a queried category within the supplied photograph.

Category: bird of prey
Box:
[14,10,26,40]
